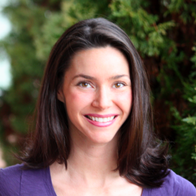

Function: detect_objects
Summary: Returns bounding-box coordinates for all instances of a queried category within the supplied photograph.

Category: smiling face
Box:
[58,46,132,146]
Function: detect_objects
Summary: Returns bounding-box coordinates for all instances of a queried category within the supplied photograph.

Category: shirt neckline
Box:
[45,166,148,196]
[45,166,57,196]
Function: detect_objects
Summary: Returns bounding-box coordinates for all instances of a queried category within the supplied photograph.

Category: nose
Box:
[91,86,112,110]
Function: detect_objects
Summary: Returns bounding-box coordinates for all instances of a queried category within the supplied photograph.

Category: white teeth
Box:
[88,116,115,122]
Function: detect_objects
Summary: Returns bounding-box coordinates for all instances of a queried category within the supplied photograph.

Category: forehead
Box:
[66,46,130,78]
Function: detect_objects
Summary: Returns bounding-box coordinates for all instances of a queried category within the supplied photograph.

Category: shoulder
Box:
[165,170,196,195]
[144,170,196,196]
[0,164,53,196]
[0,164,23,196]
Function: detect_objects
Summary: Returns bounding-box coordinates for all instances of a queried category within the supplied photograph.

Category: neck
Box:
[69,134,119,187]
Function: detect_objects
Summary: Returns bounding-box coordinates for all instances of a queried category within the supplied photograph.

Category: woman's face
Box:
[58,46,132,145]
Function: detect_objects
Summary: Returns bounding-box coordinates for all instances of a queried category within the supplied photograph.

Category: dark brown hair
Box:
[20,18,169,188]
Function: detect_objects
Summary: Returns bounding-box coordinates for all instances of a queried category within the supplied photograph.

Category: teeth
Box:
[88,116,115,122]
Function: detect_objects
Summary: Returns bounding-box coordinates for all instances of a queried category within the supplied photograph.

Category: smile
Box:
[84,114,118,127]
[87,116,115,122]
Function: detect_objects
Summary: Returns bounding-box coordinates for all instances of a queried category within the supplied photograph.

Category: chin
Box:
[87,132,119,145]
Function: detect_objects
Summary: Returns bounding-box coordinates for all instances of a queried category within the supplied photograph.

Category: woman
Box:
[0,18,195,196]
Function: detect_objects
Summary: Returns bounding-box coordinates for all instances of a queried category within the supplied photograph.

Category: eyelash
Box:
[77,81,94,88]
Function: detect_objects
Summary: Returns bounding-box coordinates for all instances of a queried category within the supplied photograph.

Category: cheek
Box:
[115,90,132,113]
[65,90,94,112]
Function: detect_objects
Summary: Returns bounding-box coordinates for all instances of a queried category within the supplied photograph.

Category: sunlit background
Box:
[0,0,12,90]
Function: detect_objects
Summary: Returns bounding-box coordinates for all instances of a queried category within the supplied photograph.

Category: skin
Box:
[50,46,142,196]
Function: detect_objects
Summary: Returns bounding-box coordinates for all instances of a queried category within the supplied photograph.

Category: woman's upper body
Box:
[0,164,195,196]
[18,17,169,188]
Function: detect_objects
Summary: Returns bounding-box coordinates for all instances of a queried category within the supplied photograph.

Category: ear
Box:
[57,90,64,103]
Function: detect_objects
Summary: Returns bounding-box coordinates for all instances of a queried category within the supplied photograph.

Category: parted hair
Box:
[20,18,169,188]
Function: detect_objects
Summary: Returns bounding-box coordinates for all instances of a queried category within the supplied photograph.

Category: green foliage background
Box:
[0,0,196,185]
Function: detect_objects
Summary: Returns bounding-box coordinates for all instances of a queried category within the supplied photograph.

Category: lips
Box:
[84,114,118,127]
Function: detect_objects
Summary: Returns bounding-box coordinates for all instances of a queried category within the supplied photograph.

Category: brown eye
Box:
[113,82,125,88]
[78,82,91,88]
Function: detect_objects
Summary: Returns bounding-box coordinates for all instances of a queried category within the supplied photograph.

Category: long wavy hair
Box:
[20,18,169,188]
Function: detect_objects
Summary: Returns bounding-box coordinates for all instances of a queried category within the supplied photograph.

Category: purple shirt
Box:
[0,164,195,196]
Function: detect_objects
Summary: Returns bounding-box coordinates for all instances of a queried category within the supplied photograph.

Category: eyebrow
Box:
[72,74,130,81]
[72,74,96,80]
[110,74,130,80]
